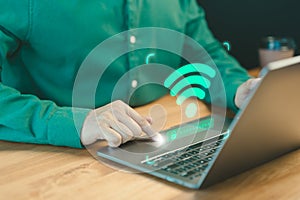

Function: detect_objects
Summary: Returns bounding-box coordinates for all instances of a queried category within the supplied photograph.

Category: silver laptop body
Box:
[97,56,300,189]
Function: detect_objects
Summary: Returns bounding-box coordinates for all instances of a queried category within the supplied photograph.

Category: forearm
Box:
[0,83,90,148]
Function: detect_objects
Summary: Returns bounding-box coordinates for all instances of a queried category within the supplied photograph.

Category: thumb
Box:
[248,78,261,90]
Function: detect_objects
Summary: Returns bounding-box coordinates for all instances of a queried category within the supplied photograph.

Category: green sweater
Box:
[0,0,250,148]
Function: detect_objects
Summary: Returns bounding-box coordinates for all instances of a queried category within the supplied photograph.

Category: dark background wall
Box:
[197,0,300,69]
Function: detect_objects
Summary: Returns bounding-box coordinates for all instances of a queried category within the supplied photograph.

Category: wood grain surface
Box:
[1,84,300,200]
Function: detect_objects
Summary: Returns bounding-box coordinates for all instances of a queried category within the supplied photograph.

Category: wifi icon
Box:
[164,63,216,118]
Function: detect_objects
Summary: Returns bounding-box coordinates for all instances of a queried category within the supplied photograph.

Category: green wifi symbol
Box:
[164,63,216,118]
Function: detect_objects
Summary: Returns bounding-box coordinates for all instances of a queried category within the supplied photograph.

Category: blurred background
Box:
[198,0,300,69]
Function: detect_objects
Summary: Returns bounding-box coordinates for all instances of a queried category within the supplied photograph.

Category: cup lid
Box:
[260,36,296,51]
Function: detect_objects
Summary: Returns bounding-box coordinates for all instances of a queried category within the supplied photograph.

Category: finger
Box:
[108,120,134,143]
[112,110,142,137]
[249,78,261,90]
[127,108,160,138]
[115,101,160,138]
[142,124,160,138]
[145,116,153,124]
[100,123,122,147]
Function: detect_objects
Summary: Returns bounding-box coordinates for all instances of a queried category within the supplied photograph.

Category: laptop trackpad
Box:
[119,139,166,153]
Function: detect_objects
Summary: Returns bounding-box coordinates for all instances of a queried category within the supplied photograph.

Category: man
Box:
[0,0,258,148]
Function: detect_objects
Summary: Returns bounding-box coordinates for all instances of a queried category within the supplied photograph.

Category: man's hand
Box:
[235,78,261,108]
[81,100,159,147]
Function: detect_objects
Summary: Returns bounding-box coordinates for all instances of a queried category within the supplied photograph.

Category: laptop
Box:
[97,56,300,189]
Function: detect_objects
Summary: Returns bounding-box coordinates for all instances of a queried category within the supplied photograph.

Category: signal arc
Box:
[164,63,216,88]
[145,53,155,64]
[169,75,211,96]
[176,88,206,105]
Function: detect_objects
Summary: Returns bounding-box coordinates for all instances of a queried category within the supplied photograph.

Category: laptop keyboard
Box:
[141,134,228,180]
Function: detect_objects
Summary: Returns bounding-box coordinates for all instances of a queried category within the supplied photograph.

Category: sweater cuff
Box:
[47,107,91,148]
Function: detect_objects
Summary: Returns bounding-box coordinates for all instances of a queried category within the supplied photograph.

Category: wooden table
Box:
[1,77,300,200]
[248,67,261,77]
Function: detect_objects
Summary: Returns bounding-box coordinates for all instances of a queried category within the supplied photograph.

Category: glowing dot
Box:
[131,80,138,88]
[185,103,197,118]
[130,36,136,44]
[152,134,164,143]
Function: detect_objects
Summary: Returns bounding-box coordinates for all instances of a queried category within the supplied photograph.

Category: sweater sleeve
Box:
[0,82,90,148]
[0,1,91,148]
[184,0,251,112]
